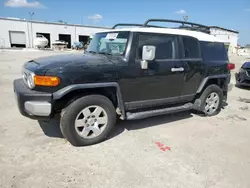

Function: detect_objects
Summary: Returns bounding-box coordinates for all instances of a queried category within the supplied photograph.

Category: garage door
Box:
[9,31,26,45]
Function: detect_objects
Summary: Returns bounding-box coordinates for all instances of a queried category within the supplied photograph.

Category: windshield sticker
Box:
[105,33,119,40]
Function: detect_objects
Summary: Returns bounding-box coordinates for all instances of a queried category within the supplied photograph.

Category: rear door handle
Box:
[171,67,184,72]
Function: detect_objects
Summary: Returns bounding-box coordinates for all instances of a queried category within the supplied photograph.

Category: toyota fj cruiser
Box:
[13,19,235,146]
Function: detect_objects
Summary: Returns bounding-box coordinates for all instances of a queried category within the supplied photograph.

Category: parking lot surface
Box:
[0,50,250,188]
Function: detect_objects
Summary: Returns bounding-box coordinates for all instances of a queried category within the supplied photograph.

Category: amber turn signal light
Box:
[34,76,60,87]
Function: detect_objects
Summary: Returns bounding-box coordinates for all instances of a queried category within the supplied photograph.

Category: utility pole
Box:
[183,15,188,21]
[26,18,30,48]
[29,12,34,48]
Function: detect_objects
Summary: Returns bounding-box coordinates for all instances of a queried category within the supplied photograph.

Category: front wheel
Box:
[60,95,116,146]
[199,84,223,116]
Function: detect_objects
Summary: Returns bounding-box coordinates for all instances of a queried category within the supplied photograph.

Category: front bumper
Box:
[235,71,250,87]
[13,78,53,120]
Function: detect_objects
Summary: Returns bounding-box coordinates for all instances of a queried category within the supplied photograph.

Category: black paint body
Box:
[14,31,230,119]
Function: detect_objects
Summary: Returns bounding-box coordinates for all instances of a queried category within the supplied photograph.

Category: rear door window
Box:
[182,36,201,59]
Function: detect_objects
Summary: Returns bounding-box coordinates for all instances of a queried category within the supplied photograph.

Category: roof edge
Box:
[209,26,239,34]
[0,17,111,29]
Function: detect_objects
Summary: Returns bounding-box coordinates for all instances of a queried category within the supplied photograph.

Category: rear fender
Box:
[196,74,231,93]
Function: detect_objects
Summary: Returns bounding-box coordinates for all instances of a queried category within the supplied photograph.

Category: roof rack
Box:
[112,23,165,29]
[112,23,143,29]
[143,19,211,34]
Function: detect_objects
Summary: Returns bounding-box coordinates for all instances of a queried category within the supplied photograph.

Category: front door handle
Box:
[171,67,184,72]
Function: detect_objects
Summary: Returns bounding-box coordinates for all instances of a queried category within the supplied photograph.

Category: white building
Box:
[210,26,239,54]
[0,17,109,49]
[238,47,250,57]
[0,17,240,53]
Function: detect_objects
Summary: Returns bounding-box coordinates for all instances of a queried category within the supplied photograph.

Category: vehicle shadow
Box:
[37,111,193,140]
[108,111,193,140]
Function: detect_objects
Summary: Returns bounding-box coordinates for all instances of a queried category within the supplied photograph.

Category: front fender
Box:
[52,82,125,118]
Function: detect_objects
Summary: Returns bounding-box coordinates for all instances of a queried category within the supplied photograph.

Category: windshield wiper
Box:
[97,51,117,65]
[86,50,97,54]
[98,51,112,56]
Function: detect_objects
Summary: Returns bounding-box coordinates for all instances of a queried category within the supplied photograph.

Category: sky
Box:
[0,0,249,45]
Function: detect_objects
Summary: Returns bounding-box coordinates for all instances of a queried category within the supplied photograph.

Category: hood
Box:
[24,53,113,73]
[242,62,250,69]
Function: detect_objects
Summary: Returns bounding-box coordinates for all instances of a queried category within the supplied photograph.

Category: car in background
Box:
[34,34,48,49]
[72,42,84,50]
[235,61,250,87]
[52,40,68,50]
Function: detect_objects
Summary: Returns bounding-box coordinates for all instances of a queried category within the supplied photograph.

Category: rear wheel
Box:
[199,84,223,116]
[60,95,116,146]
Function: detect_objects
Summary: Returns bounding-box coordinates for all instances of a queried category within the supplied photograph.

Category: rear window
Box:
[200,41,228,62]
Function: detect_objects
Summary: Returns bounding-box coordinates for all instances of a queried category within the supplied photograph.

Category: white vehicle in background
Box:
[52,40,68,50]
[34,34,48,49]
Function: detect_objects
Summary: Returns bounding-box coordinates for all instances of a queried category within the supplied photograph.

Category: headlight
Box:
[27,72,35,89]
[22,68,60,88]
[22,69,35,89]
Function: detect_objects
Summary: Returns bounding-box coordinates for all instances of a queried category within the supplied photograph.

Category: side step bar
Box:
[126,103,193,120]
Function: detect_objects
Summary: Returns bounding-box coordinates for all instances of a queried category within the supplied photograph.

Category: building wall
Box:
[0,19,29,48]
[210,28,238,54]
[0,18,109,48]
[238,48,250,57]
[0,18,240,51]
[210,28,238,47]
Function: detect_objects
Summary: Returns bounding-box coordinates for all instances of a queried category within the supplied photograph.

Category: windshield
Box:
[86,31,130,55]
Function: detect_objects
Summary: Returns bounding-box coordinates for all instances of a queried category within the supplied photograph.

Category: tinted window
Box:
[137,34,176,59]
[182,37,200,58]
[200,41,228,61]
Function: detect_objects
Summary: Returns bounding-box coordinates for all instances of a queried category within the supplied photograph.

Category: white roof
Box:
[99,27,224,43]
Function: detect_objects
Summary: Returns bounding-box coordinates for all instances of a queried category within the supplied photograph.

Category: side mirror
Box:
[141,45,156,70]
[142,45,156,61]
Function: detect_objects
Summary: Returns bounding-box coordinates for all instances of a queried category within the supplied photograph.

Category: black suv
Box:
[13,19,235,146]
[235,61,250,87]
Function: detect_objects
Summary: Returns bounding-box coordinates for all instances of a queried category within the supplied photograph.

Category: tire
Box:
[199,84,223,116]
[60,95,116,146]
